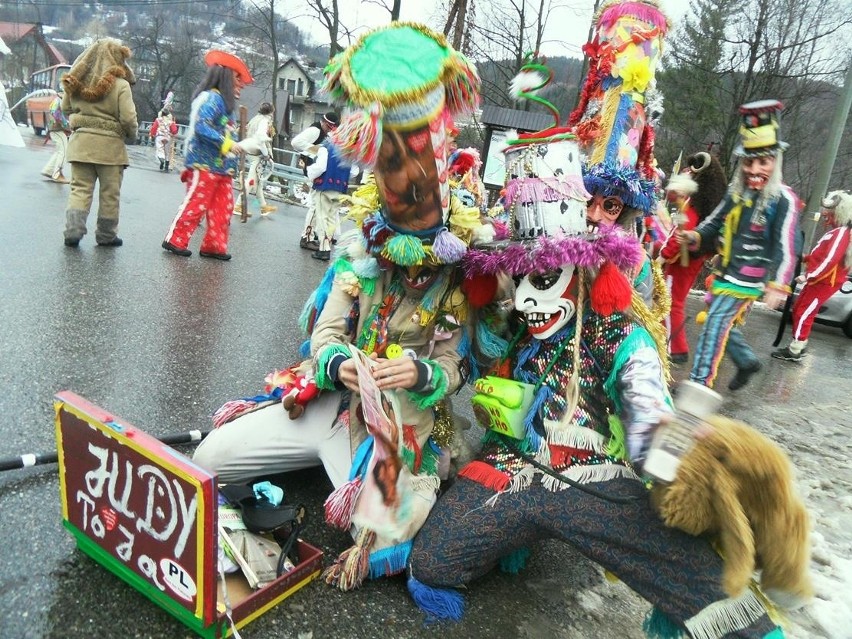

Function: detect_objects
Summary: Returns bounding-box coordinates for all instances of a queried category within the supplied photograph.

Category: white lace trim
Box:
[685,589,768,639]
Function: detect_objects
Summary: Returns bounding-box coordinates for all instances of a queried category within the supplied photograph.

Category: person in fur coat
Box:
[61,38,138,248]
[772,190,852,361]
[658,152,727,364]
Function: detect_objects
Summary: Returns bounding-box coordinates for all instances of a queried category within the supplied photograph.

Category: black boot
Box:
[164,161,170,173]
[159,159,165,171]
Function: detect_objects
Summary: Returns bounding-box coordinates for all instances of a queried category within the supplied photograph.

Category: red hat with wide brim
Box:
[204,50,254,85]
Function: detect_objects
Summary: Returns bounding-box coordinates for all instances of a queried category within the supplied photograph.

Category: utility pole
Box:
[804,58,852,251]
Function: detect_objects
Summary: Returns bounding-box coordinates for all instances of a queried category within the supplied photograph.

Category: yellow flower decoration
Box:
[620,58,652,94]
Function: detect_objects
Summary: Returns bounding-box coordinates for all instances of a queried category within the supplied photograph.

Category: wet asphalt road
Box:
[0,128,850,639]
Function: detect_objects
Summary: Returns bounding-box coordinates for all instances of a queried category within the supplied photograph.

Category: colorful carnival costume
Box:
[162,50,253,260]
[193,22,491,591]
[406,3,785,637]
[61,38,138,247]
[407,132,785,639]
[685,100,801,390]
[150,105,178,172]
[657,153,727,363]
[772,190,852,361]
[41,93,70,183]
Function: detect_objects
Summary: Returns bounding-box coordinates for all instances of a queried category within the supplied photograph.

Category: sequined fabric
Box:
[478,312,639,481]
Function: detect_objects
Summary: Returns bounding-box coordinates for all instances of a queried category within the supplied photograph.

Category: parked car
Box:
[781,275,852,338]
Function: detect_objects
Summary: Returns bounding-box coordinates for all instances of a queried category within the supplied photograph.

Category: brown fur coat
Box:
[650,414,813,610]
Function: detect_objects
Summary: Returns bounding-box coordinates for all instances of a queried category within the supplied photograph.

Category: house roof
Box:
[0,22,36,42]
[480,104,554,132]
[0,22,67,64]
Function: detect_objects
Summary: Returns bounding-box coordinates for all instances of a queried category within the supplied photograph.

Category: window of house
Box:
[297,79,304,96]
[287,79,296,95]
[278,77,286,90]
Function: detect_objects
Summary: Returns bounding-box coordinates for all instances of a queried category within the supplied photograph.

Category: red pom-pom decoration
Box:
[461,274,498,308]
[590,262,633,315]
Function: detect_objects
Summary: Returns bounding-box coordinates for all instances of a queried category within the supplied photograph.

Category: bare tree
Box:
[362,0,402,21]
[442,0,582,110]
[304,0,344,57]
[122,13,208,121]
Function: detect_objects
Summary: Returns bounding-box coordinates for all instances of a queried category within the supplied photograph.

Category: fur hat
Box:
[62,38,135,101]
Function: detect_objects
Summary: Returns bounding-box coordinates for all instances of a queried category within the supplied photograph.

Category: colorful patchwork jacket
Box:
[184,89,238,176]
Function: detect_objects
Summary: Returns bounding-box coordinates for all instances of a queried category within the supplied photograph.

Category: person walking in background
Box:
[306,137,357,261]
[150,105,178,172]
[161,50,253,261]
[291,111,338,250]
[40,91,71,183]
[678,100,801,390]
[656,152,727,364]
[61,38,138,248]
[234,101,276,217]
[772,190,851,362]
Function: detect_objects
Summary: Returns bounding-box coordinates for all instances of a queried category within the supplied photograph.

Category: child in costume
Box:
[41,91,70,183]
[679,100,801,390]
[235,101,277,217]
[150,104,178,172]
[291,111,339,250]
[657,152,727,364]
[192,23,491,590]
[772,190,851,361]
[162,50,253,261]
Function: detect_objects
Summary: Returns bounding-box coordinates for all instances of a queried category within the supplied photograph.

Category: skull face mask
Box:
[514,266,579,339]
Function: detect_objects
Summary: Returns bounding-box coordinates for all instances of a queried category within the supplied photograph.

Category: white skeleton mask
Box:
[514,266,579,339]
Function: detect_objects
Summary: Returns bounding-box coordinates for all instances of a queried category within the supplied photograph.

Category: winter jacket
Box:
[62,77,137,166]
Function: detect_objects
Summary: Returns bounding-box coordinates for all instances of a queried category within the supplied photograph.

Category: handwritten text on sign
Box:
[60,410,202,607]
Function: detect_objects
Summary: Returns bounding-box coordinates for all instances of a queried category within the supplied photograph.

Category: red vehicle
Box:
[26,63,72,135]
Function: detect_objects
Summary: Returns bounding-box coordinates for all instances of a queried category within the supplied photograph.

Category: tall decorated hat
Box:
[323,23,488,268]
[463,53,643,314]
[568,0,670,216]
[735,99,788,157]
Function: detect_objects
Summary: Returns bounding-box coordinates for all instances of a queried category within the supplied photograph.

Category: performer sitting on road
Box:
[772,189,851,361]
[193,23,491,591]
[408,7,788,637]
[678,100,801,390]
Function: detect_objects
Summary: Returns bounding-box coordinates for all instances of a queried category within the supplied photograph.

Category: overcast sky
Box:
[291,0,691,59]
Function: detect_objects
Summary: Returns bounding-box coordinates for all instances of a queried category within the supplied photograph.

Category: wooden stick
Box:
[238,105,248,223]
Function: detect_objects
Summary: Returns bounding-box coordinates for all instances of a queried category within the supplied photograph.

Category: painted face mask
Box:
[741,155,776,191]
[585,194,625,232]
[514,266,578,339]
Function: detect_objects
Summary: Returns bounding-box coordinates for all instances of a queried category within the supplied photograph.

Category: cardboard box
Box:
[55,391,323,638]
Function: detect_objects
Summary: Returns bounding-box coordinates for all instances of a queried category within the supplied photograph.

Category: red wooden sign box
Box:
[55,391,323,638]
